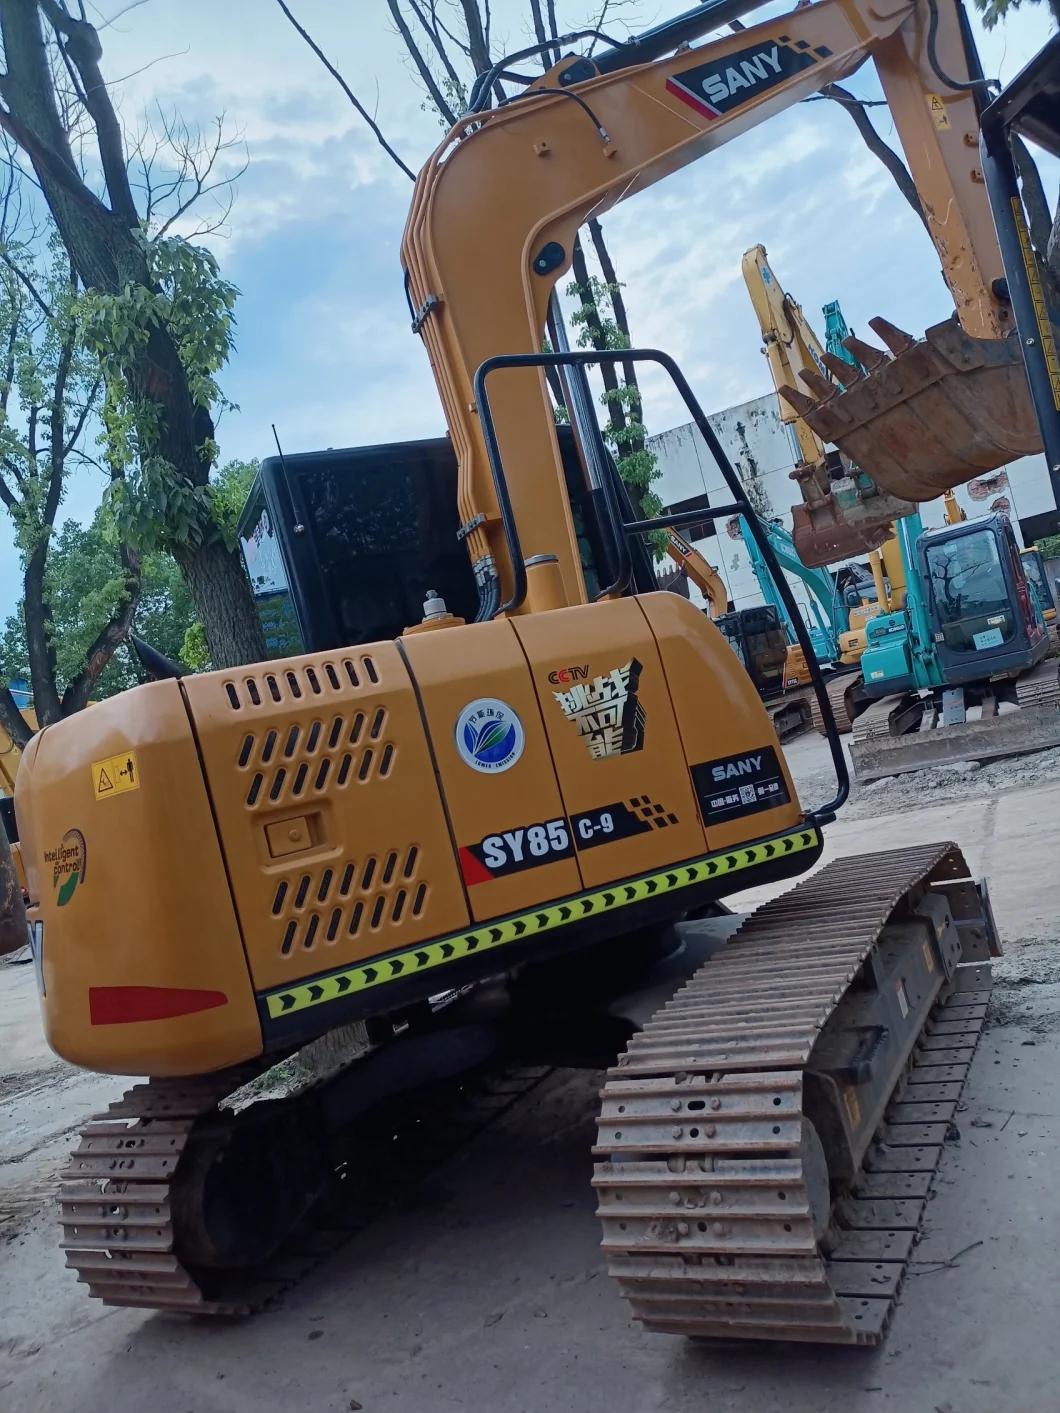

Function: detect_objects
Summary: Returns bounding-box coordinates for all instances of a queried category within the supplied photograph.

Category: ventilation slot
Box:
[292,763,309,796]
[337,754,352,786]
[315,758,331,791]
[370,708,386,740]
[370,895,386,929]
[280,921,297,956]
[306,721,322,753]
[238,735,254,768]
[266,674,281,702]
[286,671,303,699]
[344,659,360,688]
[246,678,262,706]
[316,868,333,903]
[325,663,340,691]
[348,900,364,935]
[358,750,373,782]
[246,774,263,807]
[284,725,300,758]
[303,915,320,950]
[391,889,407,923]
[327,909,342,942]
[306,667,322,695]
[226,683,241,710]
[361,857,376,891]
[262,729,278,763]
[269,769,287,802]
[382,851,398,885]
[350,712,365,744]
[412,884,428,917]
[328,717,343,749]
[364,656,379,684]
[294,875,310,908]
[403,846,418,879]
[379,744,395,778]
[339,863,355,896]
[272,881,288,915]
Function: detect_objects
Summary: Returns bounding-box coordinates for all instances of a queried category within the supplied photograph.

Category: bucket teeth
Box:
[841,334,889,370]
[821,352,862,384]
[798,368,836,401]
[778,383,820,417]
[868,316,918,356]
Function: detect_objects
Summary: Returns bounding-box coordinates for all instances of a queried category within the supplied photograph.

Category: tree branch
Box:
[272,0,416,180]
[820,83,928,233]
[386,0,458,127]
[0,678,32,751]
[61,544,141,713]
[406,0,465,101]
[37,0,140,225]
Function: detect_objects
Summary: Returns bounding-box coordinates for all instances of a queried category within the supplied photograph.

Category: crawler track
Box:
[1015,657,1060,710]
[60,1059,553,1313]
[594,843,994,1345]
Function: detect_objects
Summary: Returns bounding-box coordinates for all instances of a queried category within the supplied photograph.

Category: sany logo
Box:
[701,46,782,106]
[547,664,588,686]
[667,38,823,120]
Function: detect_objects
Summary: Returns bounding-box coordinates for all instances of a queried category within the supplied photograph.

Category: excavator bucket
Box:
[789,316,1042,502]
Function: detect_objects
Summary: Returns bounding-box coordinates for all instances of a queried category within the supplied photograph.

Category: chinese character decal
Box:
[553,658,646,760]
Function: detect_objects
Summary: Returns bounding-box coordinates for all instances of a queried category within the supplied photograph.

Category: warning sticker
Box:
[91,750,141,801]
[927,93,950,129]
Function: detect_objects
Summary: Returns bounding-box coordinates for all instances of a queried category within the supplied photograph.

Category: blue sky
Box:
[0,0,1056,619]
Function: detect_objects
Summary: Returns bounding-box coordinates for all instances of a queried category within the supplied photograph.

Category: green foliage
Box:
[211,457,259,547]
[80,233,240,554]
[0,235,100,559]
[970,0,1049,27]
[1,515,200,698]
[1034,533,1060,559]
[565,272,664,549]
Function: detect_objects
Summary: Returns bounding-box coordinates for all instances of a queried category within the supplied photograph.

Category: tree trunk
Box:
[0,825,27,956]
[173,536,266,668]
[22,542,63,725]
[588,218,645,457]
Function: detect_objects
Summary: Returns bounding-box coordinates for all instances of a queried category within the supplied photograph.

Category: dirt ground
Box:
[3,731,1060,1413]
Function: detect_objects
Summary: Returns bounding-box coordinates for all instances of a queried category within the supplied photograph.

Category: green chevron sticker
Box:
[263,827,820,1020]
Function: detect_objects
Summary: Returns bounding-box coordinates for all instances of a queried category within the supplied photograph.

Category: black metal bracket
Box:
[472,346,850,828]
[457,512,487,543]
[411,293,441,334]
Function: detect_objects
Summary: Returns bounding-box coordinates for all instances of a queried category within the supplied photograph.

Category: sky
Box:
[0,0,1056,618]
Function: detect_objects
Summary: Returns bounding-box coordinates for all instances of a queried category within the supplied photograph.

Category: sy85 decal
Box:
[459,818,574,885]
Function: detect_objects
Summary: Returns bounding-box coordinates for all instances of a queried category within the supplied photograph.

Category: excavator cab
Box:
[1019,547,1056,625]
[239,429,654,655]
[918,514,1048,685]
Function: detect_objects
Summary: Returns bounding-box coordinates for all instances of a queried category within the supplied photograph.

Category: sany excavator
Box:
[19,0,1060,1348]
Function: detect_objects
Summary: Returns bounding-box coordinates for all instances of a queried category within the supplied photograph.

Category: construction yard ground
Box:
[3,730,1060,1413]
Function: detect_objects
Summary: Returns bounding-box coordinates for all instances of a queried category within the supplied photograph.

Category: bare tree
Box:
[274,0,662,516]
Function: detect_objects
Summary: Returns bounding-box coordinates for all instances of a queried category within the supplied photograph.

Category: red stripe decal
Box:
[89,985,228,1025]
[458,846,494,887]
[665,76,719,121]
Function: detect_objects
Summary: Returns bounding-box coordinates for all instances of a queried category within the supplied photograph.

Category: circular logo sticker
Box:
[455,698,525,774]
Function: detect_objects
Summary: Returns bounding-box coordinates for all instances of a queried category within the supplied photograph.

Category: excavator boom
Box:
[404,0,1042,590]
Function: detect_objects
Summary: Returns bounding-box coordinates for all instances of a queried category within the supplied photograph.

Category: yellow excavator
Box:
[18,0,1057,1346]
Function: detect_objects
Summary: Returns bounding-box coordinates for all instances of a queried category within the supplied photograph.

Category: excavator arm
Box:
[403,0,1041,605]
[663,529,727,618]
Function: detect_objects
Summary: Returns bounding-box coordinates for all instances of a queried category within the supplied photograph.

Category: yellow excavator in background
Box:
[17,0,1046,1347]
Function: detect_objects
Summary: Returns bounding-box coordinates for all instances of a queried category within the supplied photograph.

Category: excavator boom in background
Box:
[14,0,1058,1350]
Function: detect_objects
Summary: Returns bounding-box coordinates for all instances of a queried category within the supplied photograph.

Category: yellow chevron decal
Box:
[263,827,820,1020]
